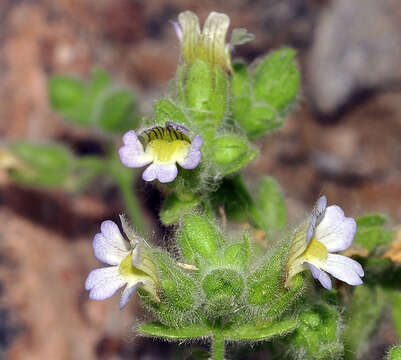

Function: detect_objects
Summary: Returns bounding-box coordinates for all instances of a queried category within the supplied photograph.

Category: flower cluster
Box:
[119,122,202,183]
[286,196,364,290]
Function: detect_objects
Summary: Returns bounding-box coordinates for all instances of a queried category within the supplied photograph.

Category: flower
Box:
[119,122,202,183]
[174,11,254,73]
[85,216,159,309]
[285,196,364,290]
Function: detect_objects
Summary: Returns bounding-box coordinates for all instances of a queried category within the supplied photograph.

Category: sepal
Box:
[212,135,258,175]
[177,214,224,267]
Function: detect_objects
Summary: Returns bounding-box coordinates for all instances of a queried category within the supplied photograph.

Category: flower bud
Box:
[212,135,257,175]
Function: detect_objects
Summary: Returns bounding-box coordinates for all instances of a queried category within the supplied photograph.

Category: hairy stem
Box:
[212,335,225,360]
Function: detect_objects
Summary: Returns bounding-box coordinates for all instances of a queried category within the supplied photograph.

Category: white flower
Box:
[286,196,364,290]
[174,11,254,73]
[85,216,159,309]
[119,122,202,183]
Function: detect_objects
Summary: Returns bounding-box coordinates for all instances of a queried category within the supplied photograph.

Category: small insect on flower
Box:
[174,10,254,73]
[119,122,202,183]
[285,196,364,290]
[85,216,159,309]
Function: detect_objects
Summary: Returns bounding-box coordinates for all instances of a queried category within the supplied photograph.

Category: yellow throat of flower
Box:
[286,238,328,286]
[147,139,190,164]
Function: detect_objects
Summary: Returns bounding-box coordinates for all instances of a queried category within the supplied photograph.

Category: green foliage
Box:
[223,319,298,341]
[288,304,343,360]
[231,49,300,139]
[49,68,139,133]
[354,213,395,252]
[210,175,265,228]
[177,214,224,267]
[223,233,250,271]
[343,285,385,360]
[388,346,401,360]
[257,176,287,231]
[247,244,288,306]
[139,322,213,340]
[212,135,258,175]
[154,99,190,128]
[202,268,244,316]
[160,193,201,225]
[8,142,74,188]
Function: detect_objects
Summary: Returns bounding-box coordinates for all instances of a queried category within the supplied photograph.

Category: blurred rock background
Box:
[0,0,400,359]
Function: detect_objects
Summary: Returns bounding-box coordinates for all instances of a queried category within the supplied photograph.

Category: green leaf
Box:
[154,99,190,128]
[223,319,298,341]
[211,175,264,228]
[49,68,138,133]
[139,322,213,340]
[8,142,73,188]
[177,214,224,267]
[212,135,258,175]
[231,49,300,139]
[257,176,287,231]
[391,291,401,340]
[160,193,201,225]
[202,269,244,315]
[388,346,401,360]
[354,213,394,252]
[290,304,343,360]
[49,76,85,112]
[356,213,388,227]
[152,250,198,313]
[247,244,288,306]
[253,48,300,111]
[96,89,139,133]
[223,233,250,270]
[343,285,385,360]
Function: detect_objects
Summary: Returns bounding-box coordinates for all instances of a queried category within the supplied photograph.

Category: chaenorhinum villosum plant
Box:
[1,8,398,360]
[80,10,388,360]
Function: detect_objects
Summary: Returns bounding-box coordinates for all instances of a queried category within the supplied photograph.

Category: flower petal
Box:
[85,266,126,300]
[308,263,332,290]
[178,11,201,62]
[93,220,130,265]
[120,282,143,310]
[202,12,230,68]
[314,205,357,252]
[177,135,202,169]
[142,163,178,183]
[320,254,364,286]
[119,130,153,168]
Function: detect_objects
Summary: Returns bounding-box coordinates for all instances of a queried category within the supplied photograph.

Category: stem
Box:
[116,171,148,235]
[212,335,225,360]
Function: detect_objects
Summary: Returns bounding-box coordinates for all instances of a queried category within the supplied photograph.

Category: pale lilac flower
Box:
[85,216,159,309]
[174,11,254,73]
[286,196,364,290]
[119,122,202,183]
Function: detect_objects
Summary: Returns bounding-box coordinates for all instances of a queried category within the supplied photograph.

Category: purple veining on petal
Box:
[166,121,190,135]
